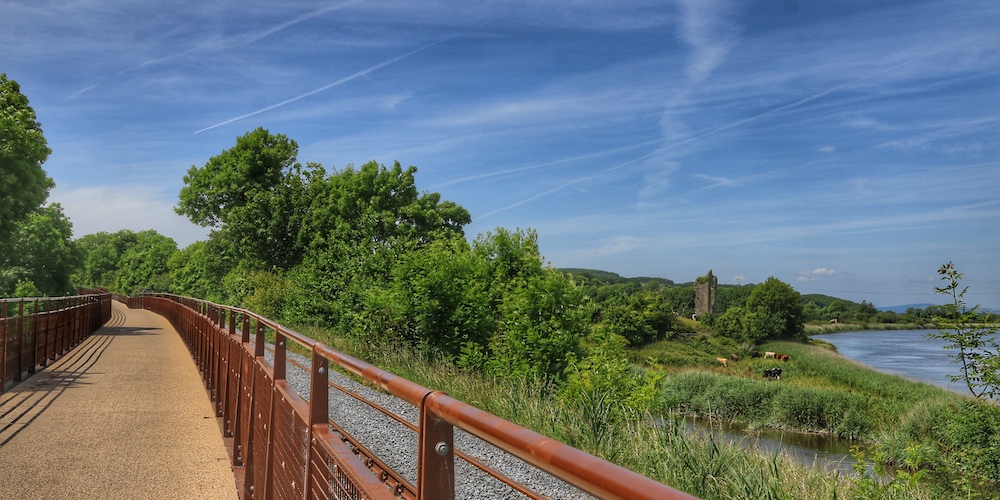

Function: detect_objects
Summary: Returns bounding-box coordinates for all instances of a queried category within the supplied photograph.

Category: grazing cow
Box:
[716,357,728,368]
[829,318,838,324]
[750,350,762,358]
[764,351,776,359]
[730,354,740,362]
[763,367,782,380]
[777,354,790,361]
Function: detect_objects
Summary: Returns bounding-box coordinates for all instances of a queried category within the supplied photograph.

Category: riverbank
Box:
[636,334,999,497]
[804,321,935,334]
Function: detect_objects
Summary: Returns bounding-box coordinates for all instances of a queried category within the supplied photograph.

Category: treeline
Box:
[0,74,80,298]
[69,129,594,385]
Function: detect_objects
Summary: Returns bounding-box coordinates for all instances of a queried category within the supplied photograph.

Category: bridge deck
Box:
[0,301,237,499]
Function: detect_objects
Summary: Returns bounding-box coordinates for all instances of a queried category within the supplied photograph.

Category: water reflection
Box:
[670,329,980,475]
[679,416,864,476]
[810,329,975,395]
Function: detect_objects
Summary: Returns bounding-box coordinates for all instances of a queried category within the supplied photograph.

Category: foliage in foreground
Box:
[927,262,1000,399]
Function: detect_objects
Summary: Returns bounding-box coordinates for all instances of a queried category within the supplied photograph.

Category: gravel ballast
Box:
[263,347,595,499]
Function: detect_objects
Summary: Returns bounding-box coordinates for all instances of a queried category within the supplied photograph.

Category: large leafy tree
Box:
[74,231,125,288]
[114,230,177,294]
[927,262,999,400]
[290,161,471,326]
[744,277,806,342]
[0,74,54,254]
[167,240,227,302]
[6,203,82,295]
[176,127,308,269]
[75,229,177,294]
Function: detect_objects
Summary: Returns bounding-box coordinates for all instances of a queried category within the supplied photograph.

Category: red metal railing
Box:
[126,293,696,500]
[0,292,112,392]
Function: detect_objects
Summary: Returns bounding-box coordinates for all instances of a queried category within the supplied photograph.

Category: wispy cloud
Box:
[798,268,836,282]
[120,0,365,76]
[195,26,478,133]
[49,185,209,247]
[694,174,739,187]
[674,0,742,83]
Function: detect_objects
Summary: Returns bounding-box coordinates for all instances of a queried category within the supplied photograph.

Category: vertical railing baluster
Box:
[418,392,456,500]
[1,301,7,391]
[29,298,39,374]
[15,301,24,382]
[304,345,329,499]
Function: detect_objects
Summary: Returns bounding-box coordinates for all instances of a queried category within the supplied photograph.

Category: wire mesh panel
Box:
[236,346,255,468]
[271,384,309,499]
[251,362,274,497]
[308,426,398,500]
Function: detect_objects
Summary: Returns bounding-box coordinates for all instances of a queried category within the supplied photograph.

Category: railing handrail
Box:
[132,292,696,500]
[0,291,112,393]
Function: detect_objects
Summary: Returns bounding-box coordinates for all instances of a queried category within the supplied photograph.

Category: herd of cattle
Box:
[714,350,790,380]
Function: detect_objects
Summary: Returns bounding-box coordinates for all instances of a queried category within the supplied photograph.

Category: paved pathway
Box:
[0,301,238,499]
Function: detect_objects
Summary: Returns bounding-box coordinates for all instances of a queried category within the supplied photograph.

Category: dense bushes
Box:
[877,400,1000,497]
[662,371,875,437]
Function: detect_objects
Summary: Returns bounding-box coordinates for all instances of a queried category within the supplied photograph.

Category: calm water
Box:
[810,329,973,396]
[684,329,981,474]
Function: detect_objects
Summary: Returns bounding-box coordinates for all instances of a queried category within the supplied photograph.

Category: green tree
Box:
[0,74,54,254]
[378,236,494,356]
[289,161,470,327]
[74,232,121,287]
[926,262,999,400]
[488,267,590,381]
[744,277,805,342]
[113,230,177,294]
[167,240,228,302]
[6,203,82,295]
[176,128,308,269]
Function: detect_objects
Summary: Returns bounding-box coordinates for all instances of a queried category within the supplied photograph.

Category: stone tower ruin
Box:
[694,269,718,316]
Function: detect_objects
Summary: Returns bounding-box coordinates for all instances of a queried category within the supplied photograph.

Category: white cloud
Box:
[819,145,836,153]
[49,186,209,248]
[797,267,836,282]
[675,0,742,83]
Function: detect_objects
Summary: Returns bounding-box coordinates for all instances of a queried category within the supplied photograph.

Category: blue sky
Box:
[3,0,998,307]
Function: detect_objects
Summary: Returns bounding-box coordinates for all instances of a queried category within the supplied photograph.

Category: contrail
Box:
[119,1,363,76]
[477,37,976,219]
[196,27,476,134]
[434,139,662,189]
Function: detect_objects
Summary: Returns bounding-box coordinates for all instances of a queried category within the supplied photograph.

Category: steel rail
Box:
[275,346,546,499]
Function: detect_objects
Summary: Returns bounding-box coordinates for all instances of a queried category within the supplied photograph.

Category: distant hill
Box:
[877,303,935,313]
[800,293,856,308]
[559,268,675,287]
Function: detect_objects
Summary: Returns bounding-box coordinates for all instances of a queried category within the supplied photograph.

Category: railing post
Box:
[1,301,7,391]
[40,300,49,367]
[14,301,23,382]
[29,298,39,374]
[304,346,330,499]
[418,391,455,500]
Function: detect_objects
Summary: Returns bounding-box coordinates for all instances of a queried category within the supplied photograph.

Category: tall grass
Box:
[659,341,962,440]
[298,326,928,499]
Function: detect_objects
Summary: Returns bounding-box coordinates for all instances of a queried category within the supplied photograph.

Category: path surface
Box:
[0,301,238,500]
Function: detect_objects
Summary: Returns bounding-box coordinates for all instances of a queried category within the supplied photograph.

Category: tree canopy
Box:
[0,74,53,254]
[744,277,806,342]
[6,204,81,295]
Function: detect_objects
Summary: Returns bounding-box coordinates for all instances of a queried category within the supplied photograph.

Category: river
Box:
[684,329,978,475]
[810,329,972,395]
